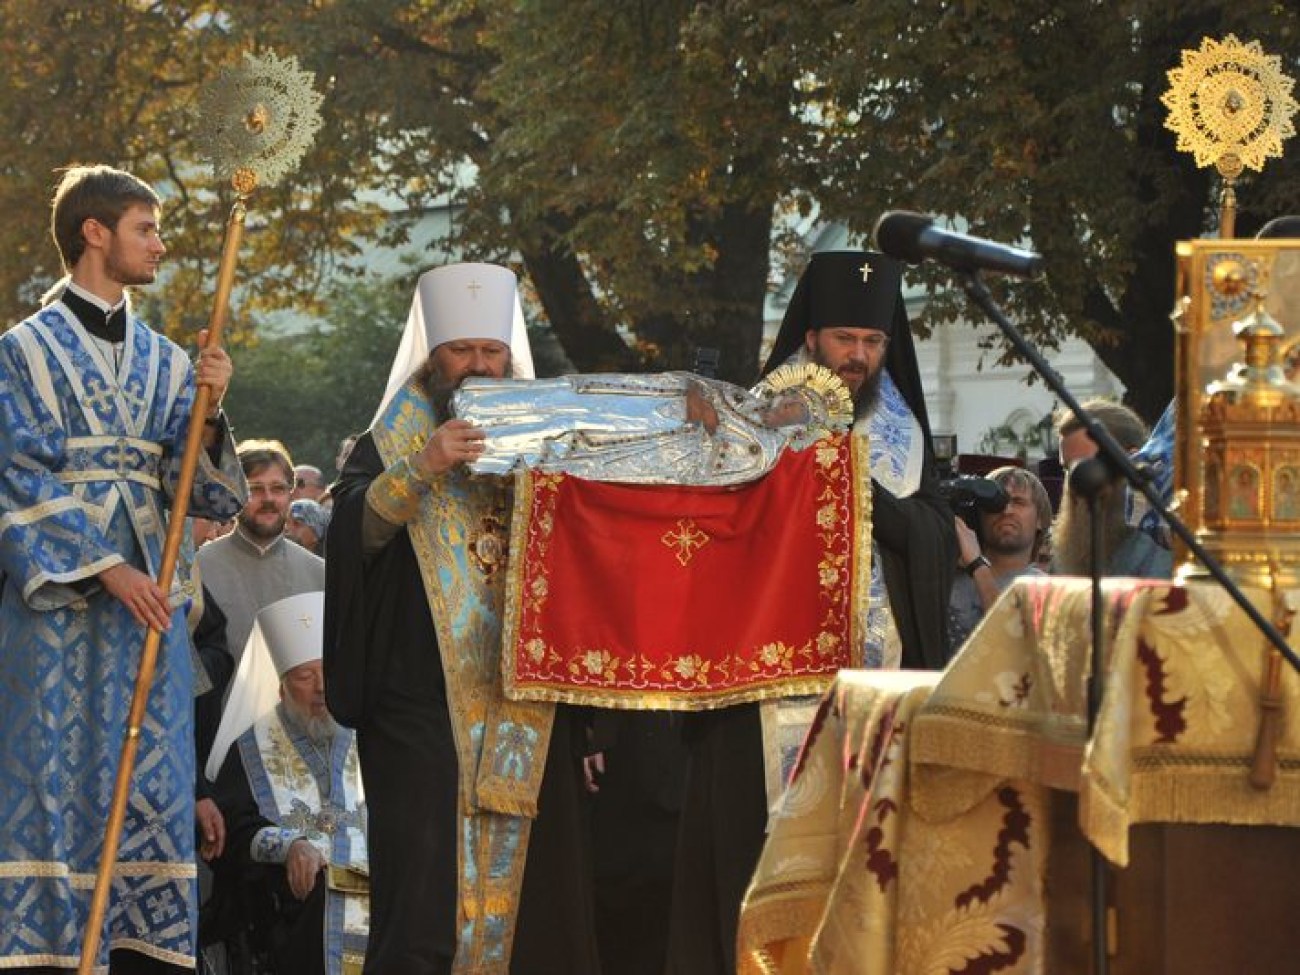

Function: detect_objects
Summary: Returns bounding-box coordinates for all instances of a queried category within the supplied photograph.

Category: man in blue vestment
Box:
[0,164,246,974]
[324,263,599,975]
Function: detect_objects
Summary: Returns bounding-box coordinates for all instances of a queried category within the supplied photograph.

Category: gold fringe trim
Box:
[909,705,1086,817]
[0,860,196,884]
[108,939,196,970]
[0,937,198,973]
[502,674,838,711]
[850,432,873,664]
[737,893,824,975]
[500,468,536,697]
[1082,753,1300,866]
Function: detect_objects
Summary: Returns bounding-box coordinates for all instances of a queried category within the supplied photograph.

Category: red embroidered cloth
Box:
[502,435,869,709]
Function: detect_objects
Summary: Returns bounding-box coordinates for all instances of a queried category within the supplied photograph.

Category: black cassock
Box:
[324,431,599,975]
[211,745,328,975]
[666,460,956,975]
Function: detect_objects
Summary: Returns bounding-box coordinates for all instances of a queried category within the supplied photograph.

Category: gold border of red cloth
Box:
[502,434,870,710]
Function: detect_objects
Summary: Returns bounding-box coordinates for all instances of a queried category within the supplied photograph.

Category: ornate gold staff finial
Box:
[196,49,324,197]
[77,49,323,975]
[1161,34,1298,239]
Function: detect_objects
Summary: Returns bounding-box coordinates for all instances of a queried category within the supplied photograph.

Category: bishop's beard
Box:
[1050,482,1130,575]
[852,367,885,421]
[282,698,340,746]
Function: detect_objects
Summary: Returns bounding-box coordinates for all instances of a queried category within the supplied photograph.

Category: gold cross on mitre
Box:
[859,262,873,283]
[467,280,482,299]
[662,519,710,566]
[298,614,314,627]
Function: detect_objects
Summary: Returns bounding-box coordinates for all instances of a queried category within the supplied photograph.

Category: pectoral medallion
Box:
[470,513,509,577]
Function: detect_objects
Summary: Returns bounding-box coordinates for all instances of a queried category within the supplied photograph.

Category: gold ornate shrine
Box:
[1173,241,1300,587]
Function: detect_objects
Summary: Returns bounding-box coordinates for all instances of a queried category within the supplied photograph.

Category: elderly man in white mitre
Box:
[208,591,368,975]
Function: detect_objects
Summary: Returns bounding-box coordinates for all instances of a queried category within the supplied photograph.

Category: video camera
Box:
[939,475,1009,534]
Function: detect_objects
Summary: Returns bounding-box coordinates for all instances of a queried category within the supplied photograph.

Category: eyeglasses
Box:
[248,481,291,498]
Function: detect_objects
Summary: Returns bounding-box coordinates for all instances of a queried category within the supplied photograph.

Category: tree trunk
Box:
[521,235,636,375]
[629,202,774,382]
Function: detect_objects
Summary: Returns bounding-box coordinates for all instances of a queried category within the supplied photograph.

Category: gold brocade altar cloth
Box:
[738,576,1300,975]
[911,576,1300,865]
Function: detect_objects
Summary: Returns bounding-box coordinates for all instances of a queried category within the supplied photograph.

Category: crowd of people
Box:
[1,164,1177,975]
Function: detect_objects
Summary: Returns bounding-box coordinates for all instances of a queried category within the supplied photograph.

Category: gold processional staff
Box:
[1161,33,1296,238]
[78,50,324,975]
[1162,34,1296,790]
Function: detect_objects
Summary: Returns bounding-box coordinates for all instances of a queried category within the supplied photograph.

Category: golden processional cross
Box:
[1162,34,1297,238]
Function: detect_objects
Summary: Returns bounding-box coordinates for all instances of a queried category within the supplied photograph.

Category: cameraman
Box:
[947,466,1052,651]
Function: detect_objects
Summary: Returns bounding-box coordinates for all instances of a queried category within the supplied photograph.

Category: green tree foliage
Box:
[222,275,407,472]
[204,0,813,384]
[3,1,1299,421]
[795,0,1300,420]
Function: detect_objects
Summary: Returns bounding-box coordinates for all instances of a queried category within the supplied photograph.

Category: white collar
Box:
[66,279,128,316]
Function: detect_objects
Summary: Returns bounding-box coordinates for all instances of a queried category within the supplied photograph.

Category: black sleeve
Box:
[194,586,233,778]
[872,451,958,671]
[324,430,448,732]
[323,431,384,730]
[213,744,273,873]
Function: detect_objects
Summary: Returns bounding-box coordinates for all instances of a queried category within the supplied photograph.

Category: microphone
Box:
[874,210,1044,278]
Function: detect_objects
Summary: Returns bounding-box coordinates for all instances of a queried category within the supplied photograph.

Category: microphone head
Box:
[873,211,935,265]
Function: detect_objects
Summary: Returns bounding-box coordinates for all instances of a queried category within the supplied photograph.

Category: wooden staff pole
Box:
[77,194,249,975]
[1249,576,1293,791]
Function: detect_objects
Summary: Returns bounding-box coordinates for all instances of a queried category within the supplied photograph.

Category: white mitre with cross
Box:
[205,590,325,780]
[373,261,536,423]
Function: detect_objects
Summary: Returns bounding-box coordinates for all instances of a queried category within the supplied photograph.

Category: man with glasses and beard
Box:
[198,440,326,668]
[324,263,598,975]
[666,251,956,975]
[208,592,368,975]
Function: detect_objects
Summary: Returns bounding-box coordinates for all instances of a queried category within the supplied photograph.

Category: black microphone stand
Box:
[956,270,1300,975]
[1068,455,1115,975]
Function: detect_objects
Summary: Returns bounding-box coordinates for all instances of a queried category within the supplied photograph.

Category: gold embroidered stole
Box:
[372,382,555,974]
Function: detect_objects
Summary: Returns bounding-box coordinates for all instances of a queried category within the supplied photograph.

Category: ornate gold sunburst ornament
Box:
[752,362,855,430]
[1162,35,1298,238]
[196,50,325,194]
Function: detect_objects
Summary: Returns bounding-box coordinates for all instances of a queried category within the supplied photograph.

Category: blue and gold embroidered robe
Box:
[232,707,368,975]
[0,302,245,970]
